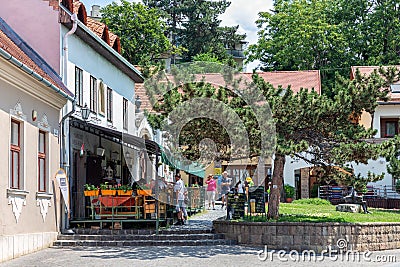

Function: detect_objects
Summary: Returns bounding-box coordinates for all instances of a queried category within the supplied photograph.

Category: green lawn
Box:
[245,199,400,223]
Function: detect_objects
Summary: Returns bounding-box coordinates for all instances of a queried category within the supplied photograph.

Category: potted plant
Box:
[284,184,295,203]
[100,182,116,196]
[117,184,133,196]
[137,184,152,196]
[84,184,99,197]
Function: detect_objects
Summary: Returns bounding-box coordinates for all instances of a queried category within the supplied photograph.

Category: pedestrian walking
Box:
[220,171,231,209]
[205,174,217,210]
[174,173,188,225]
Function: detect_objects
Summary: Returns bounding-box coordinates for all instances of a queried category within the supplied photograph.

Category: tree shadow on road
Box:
[67,245,259,261]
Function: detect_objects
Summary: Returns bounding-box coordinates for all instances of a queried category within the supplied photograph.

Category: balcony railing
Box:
[226,49,245,58]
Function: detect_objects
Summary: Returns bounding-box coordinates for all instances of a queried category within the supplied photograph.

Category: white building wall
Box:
[373,105,400,138]
[0,59,66,263]
[283,104,399,190]
[63,25,137,135]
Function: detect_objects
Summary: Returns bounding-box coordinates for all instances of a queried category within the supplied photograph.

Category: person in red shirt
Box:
[205,174,217,210]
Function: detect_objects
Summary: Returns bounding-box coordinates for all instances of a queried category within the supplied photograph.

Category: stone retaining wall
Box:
[213,221,400,252]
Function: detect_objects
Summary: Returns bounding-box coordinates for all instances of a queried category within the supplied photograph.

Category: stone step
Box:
[72,228,214,235]
[57,233,225,241]
[52,239,237,247]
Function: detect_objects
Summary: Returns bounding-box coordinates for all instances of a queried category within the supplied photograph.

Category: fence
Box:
[318,185,400,209]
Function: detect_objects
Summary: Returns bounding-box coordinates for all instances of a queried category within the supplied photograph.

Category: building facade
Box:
[0,18,71,262]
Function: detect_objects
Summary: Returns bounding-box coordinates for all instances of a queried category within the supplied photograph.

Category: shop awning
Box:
[70,119,159,155]
[159,145,205,178]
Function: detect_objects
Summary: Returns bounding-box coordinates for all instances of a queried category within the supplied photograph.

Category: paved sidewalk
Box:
[2,208,400,267]
[2,245,400,267]
[167,206,226,230]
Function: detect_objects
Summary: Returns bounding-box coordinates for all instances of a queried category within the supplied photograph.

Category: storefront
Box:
[68,119,205,228]
[68,119,160,222]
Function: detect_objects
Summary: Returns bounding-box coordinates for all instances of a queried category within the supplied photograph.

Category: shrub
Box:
[292,198,332,205]
[284,184,295,198]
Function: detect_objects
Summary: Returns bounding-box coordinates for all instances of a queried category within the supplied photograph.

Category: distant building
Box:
[226,40,247,72]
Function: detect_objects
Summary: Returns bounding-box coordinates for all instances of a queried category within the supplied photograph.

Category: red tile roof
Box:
[244,70,321,94]
[136,70,321,113]
[0,27,68,94]
[86,17,107,41]
[72,0,121,53]
[351,66,400,102]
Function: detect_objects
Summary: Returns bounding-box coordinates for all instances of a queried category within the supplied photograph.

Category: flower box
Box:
[101,189,116,196]
[137,189,152,196]
[84,190,99,197]
[117,190,133,196]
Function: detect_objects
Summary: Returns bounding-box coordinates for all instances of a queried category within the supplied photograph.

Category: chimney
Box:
[91,5,101,19]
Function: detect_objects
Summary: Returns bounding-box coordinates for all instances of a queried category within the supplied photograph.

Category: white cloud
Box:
[219,0,273,71]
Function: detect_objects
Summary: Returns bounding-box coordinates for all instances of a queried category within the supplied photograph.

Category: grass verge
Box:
[243,201,400,223]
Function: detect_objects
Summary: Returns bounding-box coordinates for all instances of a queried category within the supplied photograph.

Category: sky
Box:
[79,0,273,71]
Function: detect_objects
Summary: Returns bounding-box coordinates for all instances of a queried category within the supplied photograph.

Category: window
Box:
[10,120,20,189]
[381,118,399,138]
[98,81,105,115]
[90,76,97,113]
[107,87,113,122]
[75,67,83,106]
[123,98,128,130]
[38,131,46,192]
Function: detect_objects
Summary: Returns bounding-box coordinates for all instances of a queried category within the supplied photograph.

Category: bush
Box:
[310,183,319,198]
[284,184,295,198]
[292,198,332,206]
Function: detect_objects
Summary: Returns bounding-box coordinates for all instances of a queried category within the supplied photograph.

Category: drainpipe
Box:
[62,13,78,84]
[60,12,77,174]
[60,13,78,233]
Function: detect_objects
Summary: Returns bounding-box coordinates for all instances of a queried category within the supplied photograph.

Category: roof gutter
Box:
[0,47,74,102]
[378,101,400,105]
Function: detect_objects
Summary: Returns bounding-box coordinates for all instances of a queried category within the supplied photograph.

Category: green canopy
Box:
[159,145,205,178]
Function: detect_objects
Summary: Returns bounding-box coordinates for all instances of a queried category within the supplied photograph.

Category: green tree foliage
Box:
[247,0,348,70]
[385,135,400,184]
[145,64,400,219]
[335,0,400,65]
[248,0,400,95]
[143,0,246,62]
[101,0,171,65]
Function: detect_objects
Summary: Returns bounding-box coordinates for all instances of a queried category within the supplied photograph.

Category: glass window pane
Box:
[39,132,45,153]
[386,122,396,136]
[13,151,19,188]
[9,150,12,186]
[39,158,45,191]
[11,121,19,145]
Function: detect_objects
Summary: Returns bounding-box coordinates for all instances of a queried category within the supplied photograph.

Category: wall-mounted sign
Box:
[55,168,70,218]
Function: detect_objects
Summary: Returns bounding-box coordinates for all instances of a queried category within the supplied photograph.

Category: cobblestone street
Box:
[168,204,226,230]
[2,208,400,267]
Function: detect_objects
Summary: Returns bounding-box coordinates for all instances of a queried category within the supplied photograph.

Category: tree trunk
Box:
[267,154,286,219]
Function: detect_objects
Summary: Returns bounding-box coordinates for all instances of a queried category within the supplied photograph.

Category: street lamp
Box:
[135,95,142,113]
[81,103,90,121]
